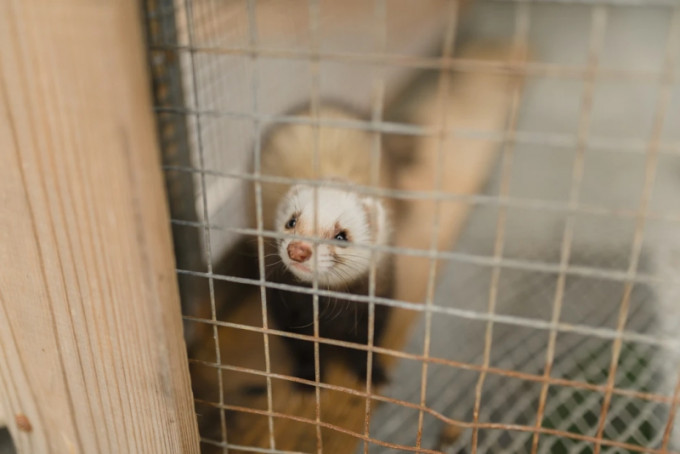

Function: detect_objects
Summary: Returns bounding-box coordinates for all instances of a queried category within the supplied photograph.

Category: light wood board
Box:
[0,1,199,452]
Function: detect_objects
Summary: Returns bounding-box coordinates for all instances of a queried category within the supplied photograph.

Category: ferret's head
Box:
[274,184,387,288]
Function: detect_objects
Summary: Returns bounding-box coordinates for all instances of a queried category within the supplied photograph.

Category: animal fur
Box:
[256,104,397,387]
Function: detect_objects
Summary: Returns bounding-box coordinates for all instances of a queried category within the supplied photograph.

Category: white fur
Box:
[257,106,391,232]
[275,184,389,288]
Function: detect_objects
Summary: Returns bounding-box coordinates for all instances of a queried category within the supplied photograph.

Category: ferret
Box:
[256,104,395,387]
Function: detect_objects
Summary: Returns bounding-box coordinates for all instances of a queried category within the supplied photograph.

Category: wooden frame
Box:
[0,1,200,453]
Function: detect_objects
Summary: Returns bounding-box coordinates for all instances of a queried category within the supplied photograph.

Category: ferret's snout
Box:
[287,241,312,263]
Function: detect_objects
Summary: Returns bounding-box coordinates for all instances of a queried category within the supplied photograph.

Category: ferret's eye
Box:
[334,231,348,241]
[285,216,297,229]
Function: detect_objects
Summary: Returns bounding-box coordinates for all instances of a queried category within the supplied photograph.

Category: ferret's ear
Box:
[275,184,303,229]
[286,184,304,198]
[361,197,386,241]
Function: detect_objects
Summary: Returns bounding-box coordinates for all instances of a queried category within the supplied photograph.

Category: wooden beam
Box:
[0,1,200,453]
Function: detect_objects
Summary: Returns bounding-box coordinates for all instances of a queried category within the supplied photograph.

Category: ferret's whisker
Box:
[334,257,371,267]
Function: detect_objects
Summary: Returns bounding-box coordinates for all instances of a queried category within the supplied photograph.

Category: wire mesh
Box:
[144,0,680,453]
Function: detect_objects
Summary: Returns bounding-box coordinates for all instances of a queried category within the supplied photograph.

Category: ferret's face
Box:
[274,185,384,288]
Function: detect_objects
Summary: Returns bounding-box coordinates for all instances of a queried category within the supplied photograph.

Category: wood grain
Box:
[0,1,199,453]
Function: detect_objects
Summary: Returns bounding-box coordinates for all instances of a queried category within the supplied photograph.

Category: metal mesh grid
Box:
[144,0,680,452]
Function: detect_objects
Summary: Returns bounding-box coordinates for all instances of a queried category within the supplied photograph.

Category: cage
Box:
[1,0,679,453]
[141,0,680,453]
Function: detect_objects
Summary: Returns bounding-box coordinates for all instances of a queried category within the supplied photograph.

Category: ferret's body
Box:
[266,257,393,386]
[257,105,395,386]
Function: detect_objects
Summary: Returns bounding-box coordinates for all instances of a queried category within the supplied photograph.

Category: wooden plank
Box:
[0,1,200,453]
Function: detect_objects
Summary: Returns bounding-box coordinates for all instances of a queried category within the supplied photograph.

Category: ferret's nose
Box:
[287,241,312,263]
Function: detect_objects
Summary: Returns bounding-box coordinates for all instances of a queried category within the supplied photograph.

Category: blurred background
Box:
[368,2,680,452]
[4,1,675,453]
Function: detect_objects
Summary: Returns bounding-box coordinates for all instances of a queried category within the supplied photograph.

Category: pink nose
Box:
[287,242,312,263]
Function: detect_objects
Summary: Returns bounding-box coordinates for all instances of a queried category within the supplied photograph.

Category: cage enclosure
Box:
[144,0,680,453]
